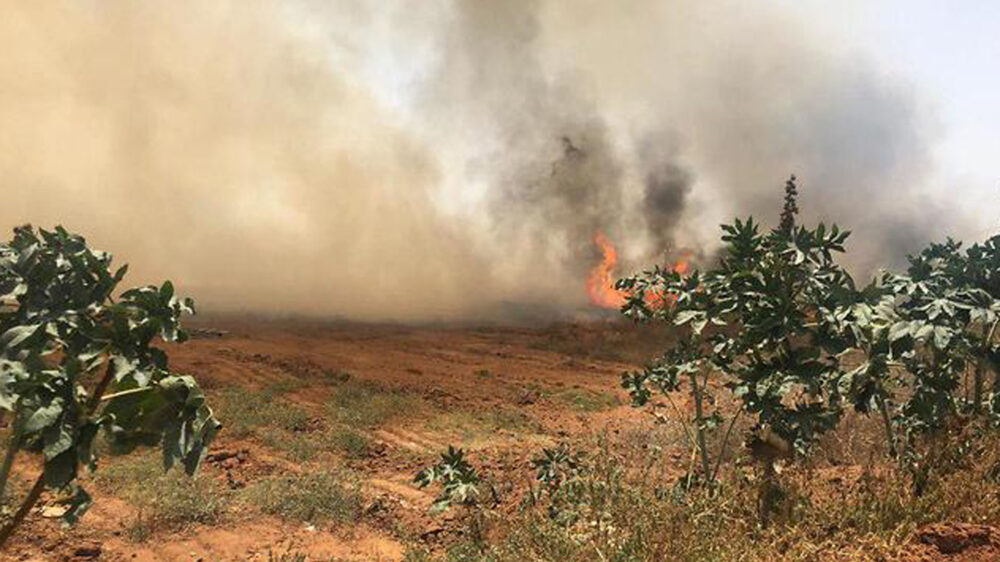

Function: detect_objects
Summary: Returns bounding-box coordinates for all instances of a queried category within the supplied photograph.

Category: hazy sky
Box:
[774,0,1000,236]
[353,0,1000,237]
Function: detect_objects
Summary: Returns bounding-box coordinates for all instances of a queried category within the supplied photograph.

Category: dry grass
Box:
[405,425,1000,562]
[245,470,362,524]
[531,321,680,364]
[93,453,228,541]
[326,380,427,429]
[213,387,311,438]
[555,387,620,412]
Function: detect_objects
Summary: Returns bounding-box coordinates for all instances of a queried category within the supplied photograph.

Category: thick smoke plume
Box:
[0,0,953,321]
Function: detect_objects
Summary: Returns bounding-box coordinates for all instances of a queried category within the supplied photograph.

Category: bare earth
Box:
[1,318,993,561]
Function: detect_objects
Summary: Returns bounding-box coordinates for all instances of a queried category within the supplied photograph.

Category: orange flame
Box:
[585,231,695,310]
[586,231,626,309]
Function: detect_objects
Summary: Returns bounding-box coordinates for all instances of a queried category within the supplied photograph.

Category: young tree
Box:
[840,236,1000,490]
[0,225,218,546]
[617,217,855,524]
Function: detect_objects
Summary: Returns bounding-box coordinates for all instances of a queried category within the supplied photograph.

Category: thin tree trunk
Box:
[974,362,984,414]
[0,360,116,548]
[0,476,43,545]
[689,371,711,480]
[759,459,777,528]
[0,419,21,501]
[876,394,897,458]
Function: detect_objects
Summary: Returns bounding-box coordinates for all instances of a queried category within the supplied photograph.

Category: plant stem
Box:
[99,386,153,402]
[86,359,117,412]
[664,393,698,451]
[710,409,741,485]
[974,362,984,415]
[0,417,21,501]
[982,319,1000,414]
[876,393,897,458]
[689,371,711,480]
[0,359,117,548]
[0,476,43,545]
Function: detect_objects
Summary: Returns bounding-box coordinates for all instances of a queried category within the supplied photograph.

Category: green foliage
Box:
[529,444,588,525]
[840,235,1000,481]
[415,446,481,513]
[619,203,1000,499]
[0,225,217,535]
[619,217,856,481]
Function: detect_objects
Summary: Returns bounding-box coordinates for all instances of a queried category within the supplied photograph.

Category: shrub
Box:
[618,217,855,525]
[0,225,217,545]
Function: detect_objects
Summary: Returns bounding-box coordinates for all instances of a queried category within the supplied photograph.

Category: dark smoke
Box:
[424,0,946,281]
[0,0,960,320]
[642,158,694,254]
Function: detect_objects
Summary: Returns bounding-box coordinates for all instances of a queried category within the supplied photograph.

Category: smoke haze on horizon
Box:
[0,0,986,321]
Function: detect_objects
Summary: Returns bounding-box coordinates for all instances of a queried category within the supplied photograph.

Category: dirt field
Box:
[2,318,996,562]
[0,318,668,561]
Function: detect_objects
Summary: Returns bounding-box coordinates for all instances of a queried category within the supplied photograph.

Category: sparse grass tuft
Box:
[93,453,227,540]
[266,378,310,395]
[260,429,320,463]
[429,407,538,447]
[324,427,372,459]
[556,388,619,412]
[321,368,354,384]
[246,471,362,524]
[213,387,311,438]
[326,380,425,428]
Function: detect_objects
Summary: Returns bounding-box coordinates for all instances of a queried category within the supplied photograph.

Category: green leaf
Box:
[42,419,75,460]
[888,321,911,343]
[0,360,26,411]
[24,398,65,432]
[1,323,43,350]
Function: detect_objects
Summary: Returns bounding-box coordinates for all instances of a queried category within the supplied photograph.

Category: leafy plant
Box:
[841,235,1000,489]
[530,443,588,525]
[0,225,218,545]
[415,446,481,513]
[618,216,857,523]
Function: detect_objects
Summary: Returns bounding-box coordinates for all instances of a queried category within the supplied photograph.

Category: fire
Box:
[585,230,694,310]
[586,231,626,309]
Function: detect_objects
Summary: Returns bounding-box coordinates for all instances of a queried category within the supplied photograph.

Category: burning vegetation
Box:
[586,230,693,311]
